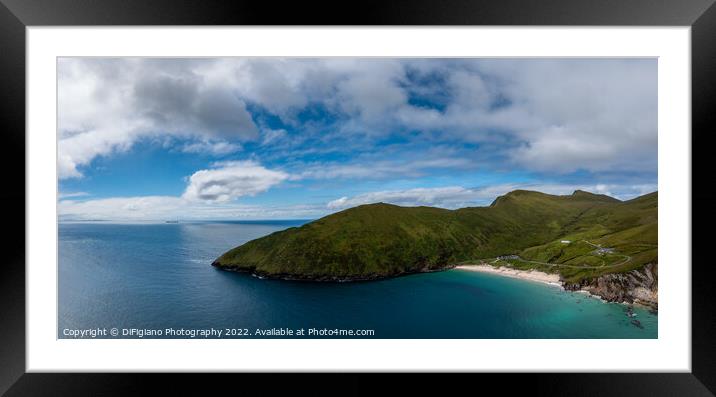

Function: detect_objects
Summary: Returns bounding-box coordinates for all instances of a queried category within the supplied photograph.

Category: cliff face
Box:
[564,263,658,309]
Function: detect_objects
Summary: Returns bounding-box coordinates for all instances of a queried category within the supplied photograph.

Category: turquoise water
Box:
[58,222,657,338]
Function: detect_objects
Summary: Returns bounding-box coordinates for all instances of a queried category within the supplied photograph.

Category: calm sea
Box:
[58,222,657,339]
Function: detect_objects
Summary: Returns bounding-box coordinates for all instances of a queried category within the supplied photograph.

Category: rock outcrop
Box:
[563,263,658,309]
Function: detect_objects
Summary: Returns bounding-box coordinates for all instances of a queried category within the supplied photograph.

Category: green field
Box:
[213,189,658,283]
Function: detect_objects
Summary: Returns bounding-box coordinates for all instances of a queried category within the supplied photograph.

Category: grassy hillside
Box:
[212,190,657,282]
[509,191,658,282]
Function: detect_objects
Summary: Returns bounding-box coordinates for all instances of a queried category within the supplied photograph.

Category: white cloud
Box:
[182,160,289,203]
[60,196,185,220]
[474,59,657,172]
[180,140,242,155]
[297,157,474,180]
[261,129,288,146]
[334,61,407,126]
[448,69,493,109]
[58,196,325,221]
[58,58,258,178]
[231,59,309,115]
[59,160,297,220]
[58,191,90,199]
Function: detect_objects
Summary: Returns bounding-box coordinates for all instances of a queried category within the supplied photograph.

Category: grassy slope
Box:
[515,191,657,282]
[213,190,657,282]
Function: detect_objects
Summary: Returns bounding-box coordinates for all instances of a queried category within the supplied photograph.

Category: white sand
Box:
[455,264,562,287]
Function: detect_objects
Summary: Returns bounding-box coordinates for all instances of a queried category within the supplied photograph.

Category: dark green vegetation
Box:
[213,190,657,283]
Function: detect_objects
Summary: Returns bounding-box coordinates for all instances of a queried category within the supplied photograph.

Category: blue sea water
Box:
[58,222,657,339]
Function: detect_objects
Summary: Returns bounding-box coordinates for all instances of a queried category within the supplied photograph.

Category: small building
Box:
[595,247,615,255]
[561,240,571,244]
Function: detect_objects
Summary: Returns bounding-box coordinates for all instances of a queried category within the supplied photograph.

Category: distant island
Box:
[212,190,657,309]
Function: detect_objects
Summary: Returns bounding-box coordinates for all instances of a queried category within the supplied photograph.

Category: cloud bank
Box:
[58,58,657,179]
[58,196,325,222]
[59,182,656,221]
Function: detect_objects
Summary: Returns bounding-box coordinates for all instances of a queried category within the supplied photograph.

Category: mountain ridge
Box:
[212,189,658,291]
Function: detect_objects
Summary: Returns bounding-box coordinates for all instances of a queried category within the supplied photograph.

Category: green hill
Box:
[212,190,657,283]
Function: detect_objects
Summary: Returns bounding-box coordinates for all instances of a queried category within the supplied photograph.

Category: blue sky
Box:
[57,58,657,221]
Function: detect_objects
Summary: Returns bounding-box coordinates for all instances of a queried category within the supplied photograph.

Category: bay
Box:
[58,222,657,339]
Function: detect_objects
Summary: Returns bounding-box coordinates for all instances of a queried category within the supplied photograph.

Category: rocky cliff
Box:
[563,263,658,310]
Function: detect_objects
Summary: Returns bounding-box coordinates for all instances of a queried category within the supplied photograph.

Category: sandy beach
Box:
[455,264,563,287]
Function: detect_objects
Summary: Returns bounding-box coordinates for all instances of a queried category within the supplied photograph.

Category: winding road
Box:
[488,240,633,270]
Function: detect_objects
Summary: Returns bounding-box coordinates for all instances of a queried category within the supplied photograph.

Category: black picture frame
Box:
[1,0,714,395]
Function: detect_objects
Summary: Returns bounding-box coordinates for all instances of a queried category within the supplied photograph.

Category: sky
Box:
[57,58,657,221]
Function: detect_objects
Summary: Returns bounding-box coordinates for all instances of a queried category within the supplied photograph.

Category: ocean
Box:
[58,221,657,339]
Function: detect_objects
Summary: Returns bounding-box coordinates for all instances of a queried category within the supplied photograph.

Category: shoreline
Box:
[455,264,563,288]
[455,264,657,312]
[213,261,453,283]
[215,261,657,312]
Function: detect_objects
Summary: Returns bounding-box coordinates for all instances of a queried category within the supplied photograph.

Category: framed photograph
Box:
[2,0,715,395]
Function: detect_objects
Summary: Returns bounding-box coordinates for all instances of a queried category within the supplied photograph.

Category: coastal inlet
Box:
[59,221,656,339]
